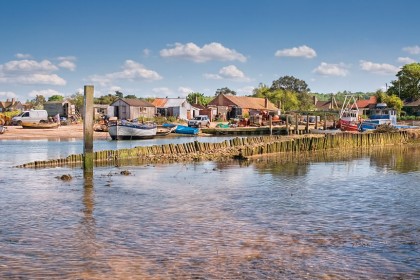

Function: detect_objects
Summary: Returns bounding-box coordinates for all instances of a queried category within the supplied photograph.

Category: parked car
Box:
[188,115,211,128]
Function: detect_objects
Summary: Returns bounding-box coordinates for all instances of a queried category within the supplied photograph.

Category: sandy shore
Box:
[0,124,110,140]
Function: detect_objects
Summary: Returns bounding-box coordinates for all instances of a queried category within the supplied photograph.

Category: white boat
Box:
[108,121,157,140]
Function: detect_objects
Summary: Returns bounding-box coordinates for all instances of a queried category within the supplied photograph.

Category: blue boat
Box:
[174,125,199,135]
[360,103,418,131]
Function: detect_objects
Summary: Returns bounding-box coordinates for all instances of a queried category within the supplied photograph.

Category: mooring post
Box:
[269,115,273,136]
[285,114,289,135]
[324,113,327,130]
[83,85,94,179]
[295,114,299,135]
[305,113,309,134]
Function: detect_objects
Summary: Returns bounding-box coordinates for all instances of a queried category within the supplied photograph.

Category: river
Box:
[0,136,419,279]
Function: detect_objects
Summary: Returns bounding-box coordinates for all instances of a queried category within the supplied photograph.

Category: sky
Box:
[1,0,420,102]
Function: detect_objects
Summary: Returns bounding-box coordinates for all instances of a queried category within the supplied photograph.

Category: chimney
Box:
[313,96,317,105]
[11,98,15,105]
[264,97,268,108]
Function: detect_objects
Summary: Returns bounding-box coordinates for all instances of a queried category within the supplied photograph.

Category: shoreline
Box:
[0,124,110,140]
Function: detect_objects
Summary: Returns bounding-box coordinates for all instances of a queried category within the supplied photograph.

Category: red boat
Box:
[338,95,361,132]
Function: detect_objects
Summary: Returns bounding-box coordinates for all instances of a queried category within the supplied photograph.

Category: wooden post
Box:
[315,115,318,129]
[305,113,309,134]
[285,114,289,135]
[324,113,327,130]
[83,85,94,179]
[295,114,299,135]
[269,115,272,136]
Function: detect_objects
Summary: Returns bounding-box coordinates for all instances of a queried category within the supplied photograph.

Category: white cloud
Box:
[28,89,63,98]
[403,45,420,55]
[57,56,77,71]
[58,60,76,71]
[143,48,151,56]
[313,62,348,77]
[160,42,247,63]
[2,59,58,72]
[236,86,255,96]
[204,65,251,81]
[360,60,400,75]
[15,53,31,59]
[398,57,416,64]
[89,60,162,86]
[275,45,317,58]
[0,91,17,98]
[152,87,172,95]
[178,87,194,96]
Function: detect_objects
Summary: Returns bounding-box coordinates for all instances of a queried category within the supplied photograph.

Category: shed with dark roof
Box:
[110,98,156,120]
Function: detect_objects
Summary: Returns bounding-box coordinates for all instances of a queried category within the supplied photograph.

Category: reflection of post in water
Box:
[77,177,99,274]
[83,85,94,178]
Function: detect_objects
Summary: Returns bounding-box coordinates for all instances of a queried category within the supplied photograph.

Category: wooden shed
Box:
[110,98,156,120]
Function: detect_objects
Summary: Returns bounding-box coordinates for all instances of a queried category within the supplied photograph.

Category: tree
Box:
[186,92,210,106]
[115,91,124,98]
[124,94,137,99]
[387,63,420,100]
[48,95,64,102]
[68,92,84,112]
[215,87,236,96]
[31,95,46,109]
[270,75,310,93]
[375,89,403,114]
[95,94,118,105]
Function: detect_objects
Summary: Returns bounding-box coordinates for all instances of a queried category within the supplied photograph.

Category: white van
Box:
[12,110,49,126]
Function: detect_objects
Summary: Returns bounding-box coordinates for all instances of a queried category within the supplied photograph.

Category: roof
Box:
[315,100,338,110]
[152,98,188,108]
[356,96,377,108]
[0,98,23,110]
[208,94,278,110]
[115,98,155,107]
[404,99,420,107]
[192,103,205,109]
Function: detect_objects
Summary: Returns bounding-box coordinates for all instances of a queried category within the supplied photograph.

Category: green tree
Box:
[31,95,46,109]
[115,91,124,98]
[215,87,236,96]
[270,75,310,93]
[186,92,210,105]
[375,89,403,114]
[95,94,118,105]
[124,94,137,99]
[68,92,85,112]
[388,63,420,100]
[48,95,64,102]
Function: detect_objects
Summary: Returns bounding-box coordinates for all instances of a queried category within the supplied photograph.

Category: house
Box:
[44,100,75,118]
[356,96,377,116]
[313,95,339,111]
[403,99,420,116]
[0,98,25,112]
[207,94,278,120]
[151,98,194,120]
[93,104,114,120]
[110,98,156,120]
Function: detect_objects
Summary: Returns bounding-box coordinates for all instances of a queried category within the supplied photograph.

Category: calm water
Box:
[0,137,419,279]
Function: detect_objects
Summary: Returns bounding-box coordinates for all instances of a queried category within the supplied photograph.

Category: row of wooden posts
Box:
[17,131,410,168]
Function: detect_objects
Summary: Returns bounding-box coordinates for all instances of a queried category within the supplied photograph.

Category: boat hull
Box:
[21,122,59,129]
[174,125,199,135]
[338,119,359,132]
[108,123,157,140]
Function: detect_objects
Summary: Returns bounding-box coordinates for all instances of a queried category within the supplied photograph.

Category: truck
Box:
[11,110,49,126]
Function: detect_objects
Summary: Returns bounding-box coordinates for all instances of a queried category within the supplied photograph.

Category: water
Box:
[0,137,419,279]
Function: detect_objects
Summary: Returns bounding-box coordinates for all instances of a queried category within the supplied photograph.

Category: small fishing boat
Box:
[21,122,60,129]
[156,124,177,136]
[338,95,361,132]
[108,121,157,140]
[173,125,199,135]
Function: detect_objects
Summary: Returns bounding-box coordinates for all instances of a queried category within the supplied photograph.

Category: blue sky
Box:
[1,0,419,102]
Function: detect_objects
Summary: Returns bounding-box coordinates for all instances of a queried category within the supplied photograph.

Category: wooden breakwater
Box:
[16,131,418,168]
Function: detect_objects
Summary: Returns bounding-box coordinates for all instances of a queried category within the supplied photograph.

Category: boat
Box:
[21,121,60,129]
[338,95,361,132]
[173,125,199,135]
[360,103,419,131]
[156,124,177,136]
[108,121,157,140]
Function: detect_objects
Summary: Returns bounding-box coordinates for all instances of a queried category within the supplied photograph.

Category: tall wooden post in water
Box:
[83,85,94,179]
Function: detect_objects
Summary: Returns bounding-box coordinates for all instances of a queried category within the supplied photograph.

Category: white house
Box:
[152,98,194,120]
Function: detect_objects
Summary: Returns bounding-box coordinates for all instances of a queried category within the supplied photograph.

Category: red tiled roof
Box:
[356,96,377,108]
[208,94,278,110]
[151,98,168,107]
